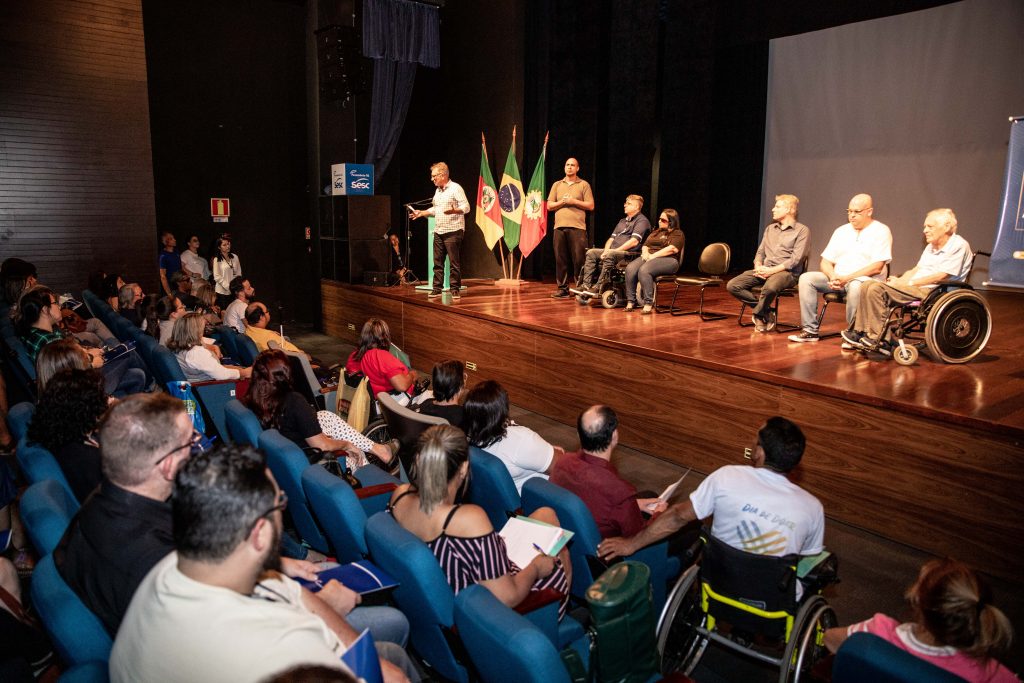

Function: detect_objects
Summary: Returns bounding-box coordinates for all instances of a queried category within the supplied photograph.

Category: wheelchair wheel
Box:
[601,289,619,309]
[781,595,837,683]
[892,342,919,366]
[923,289,991,364]
[656,565,709,676]
[362,418,390,444]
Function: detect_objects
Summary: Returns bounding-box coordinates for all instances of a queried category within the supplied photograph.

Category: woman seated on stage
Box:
[27,368,107,501]
[624,207,685,314]
[168,312,251,382]
[413,359,466,427]
[344,317,417,405]
[463,380,564,493]
[824,558,1016,682]
[243,349,396,471]
[388,425,571,618]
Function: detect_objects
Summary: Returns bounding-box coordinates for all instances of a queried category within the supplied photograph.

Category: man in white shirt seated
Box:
[597,416,824,562]
[110,444,413,683]
[789,193,892,343]
[223,276,254,333]
[841,208,972,355]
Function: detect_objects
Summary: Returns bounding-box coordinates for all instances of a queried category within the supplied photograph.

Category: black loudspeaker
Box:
[363,271,392,287]
[348,196,391,240]
[349,239,390,285]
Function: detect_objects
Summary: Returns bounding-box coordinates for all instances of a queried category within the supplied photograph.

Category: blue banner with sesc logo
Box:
[986,116,1024,289]
[331,163,375,196]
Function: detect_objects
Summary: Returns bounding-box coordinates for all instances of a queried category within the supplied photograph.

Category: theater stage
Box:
[321,279,1024,579]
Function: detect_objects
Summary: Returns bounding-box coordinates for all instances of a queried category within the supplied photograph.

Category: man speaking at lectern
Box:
[410,162,470,300]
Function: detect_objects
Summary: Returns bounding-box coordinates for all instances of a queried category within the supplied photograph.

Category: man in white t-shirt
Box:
[789,193,892,343]
[110,445,411,683]
[597,417,823,560]
[223,276,254,333]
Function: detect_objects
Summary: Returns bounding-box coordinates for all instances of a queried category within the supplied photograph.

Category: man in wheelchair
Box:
[841,208,972,357]
[597,416,824,567]
[569,194,650,300]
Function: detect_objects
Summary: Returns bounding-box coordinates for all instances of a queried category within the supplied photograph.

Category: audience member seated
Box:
[825,558,1016,682]
[623,207,684,314]
[168,312,251,381]
[35,337,94,391]
[243,350,396,471]
[212,234,242,309]
[388,425,571,619]
[27,368,107,501]
[413,360,466,426]
[0,556,54,678]
[137,293,160,334]
[550,405,667,539]
[102,273,125,310]
[109,443,415,683]
[117,282,144,326]
[18,285,150,397]
[224,275,254,333]
[345,318,417,405]
[57,392,412,665]
[194,280,222,325]
[463,380,564,493]
[841,208,973,356]
[170,270,199,310]
[599,417,824,591]
[153,295,187,346]
[244,301,304,355]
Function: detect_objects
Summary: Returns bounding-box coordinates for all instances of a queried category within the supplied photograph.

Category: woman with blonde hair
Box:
[825,558,1016,681]
[194,281,222,325]
[388,425,572,618]
[168,312,250,381]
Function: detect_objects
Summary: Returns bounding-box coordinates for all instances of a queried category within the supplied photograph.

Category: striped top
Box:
[389,494,569,618]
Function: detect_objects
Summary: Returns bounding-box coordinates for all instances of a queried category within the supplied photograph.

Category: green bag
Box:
[585,561,660,683]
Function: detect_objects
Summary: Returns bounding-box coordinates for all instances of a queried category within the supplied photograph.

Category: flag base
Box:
[495,278,522,288]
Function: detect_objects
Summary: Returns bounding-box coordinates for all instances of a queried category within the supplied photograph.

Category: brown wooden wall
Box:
[0,0,157,294]
[323,281,1024,580]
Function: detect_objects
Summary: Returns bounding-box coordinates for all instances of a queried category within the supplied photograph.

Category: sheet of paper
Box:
[499,516,570,568]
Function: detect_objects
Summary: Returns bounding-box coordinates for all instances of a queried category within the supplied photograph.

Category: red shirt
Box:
[345,348,410,397]
[550,450,645,538]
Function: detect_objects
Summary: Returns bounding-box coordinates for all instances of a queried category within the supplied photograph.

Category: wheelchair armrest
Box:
[191,379,238,388]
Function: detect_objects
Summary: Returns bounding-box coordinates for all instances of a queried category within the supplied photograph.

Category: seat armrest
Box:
[513,588,563,615]
[355,483,398,499]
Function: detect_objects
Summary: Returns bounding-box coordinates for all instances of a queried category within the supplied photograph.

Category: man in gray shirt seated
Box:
[727,194,810,332]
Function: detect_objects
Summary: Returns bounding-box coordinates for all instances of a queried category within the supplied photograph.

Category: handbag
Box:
[303,447,362,490]
[584,561,660,683]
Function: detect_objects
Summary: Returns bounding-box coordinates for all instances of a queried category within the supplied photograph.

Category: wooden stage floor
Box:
[321,278,1024,578]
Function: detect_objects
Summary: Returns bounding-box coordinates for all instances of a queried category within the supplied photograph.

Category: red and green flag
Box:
[498,126,524,251]
[475,133,504,249]
[519,132,549,258]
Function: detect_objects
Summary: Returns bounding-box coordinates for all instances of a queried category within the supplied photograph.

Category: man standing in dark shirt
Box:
[158,231,182,297]
[550,405,666,539]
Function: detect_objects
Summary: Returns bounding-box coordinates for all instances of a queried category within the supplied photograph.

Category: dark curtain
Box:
[362,0,440,177]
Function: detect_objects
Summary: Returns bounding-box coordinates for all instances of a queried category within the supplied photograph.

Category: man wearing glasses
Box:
[111,445,414,683]
[410,162,470,300]
[570,194,650,300]
[788,193,892,343]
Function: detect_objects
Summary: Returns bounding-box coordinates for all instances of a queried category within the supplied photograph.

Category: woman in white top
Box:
[180,234,211,294]
[211,235,241,308]
[154,296,187,346]
[463,380,565,493]
[168,312,251,382]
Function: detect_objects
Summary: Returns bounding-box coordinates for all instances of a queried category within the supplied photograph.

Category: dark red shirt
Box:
[550,450,645,538]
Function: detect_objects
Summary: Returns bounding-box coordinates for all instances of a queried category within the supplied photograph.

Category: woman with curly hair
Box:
[244,350,396,471]
[27,368,109,501]
[825,557,1016,682]
[463,380,565,493]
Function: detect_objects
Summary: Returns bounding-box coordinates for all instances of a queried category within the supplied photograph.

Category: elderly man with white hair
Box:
[841,208,972,355]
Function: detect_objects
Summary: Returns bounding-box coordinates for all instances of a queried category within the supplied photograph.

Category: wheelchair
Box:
[572,254,638,309]
[655,532,838,683]
[863,281,992,366]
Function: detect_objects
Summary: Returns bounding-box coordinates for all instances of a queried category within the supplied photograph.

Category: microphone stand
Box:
[403,198,434,286]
